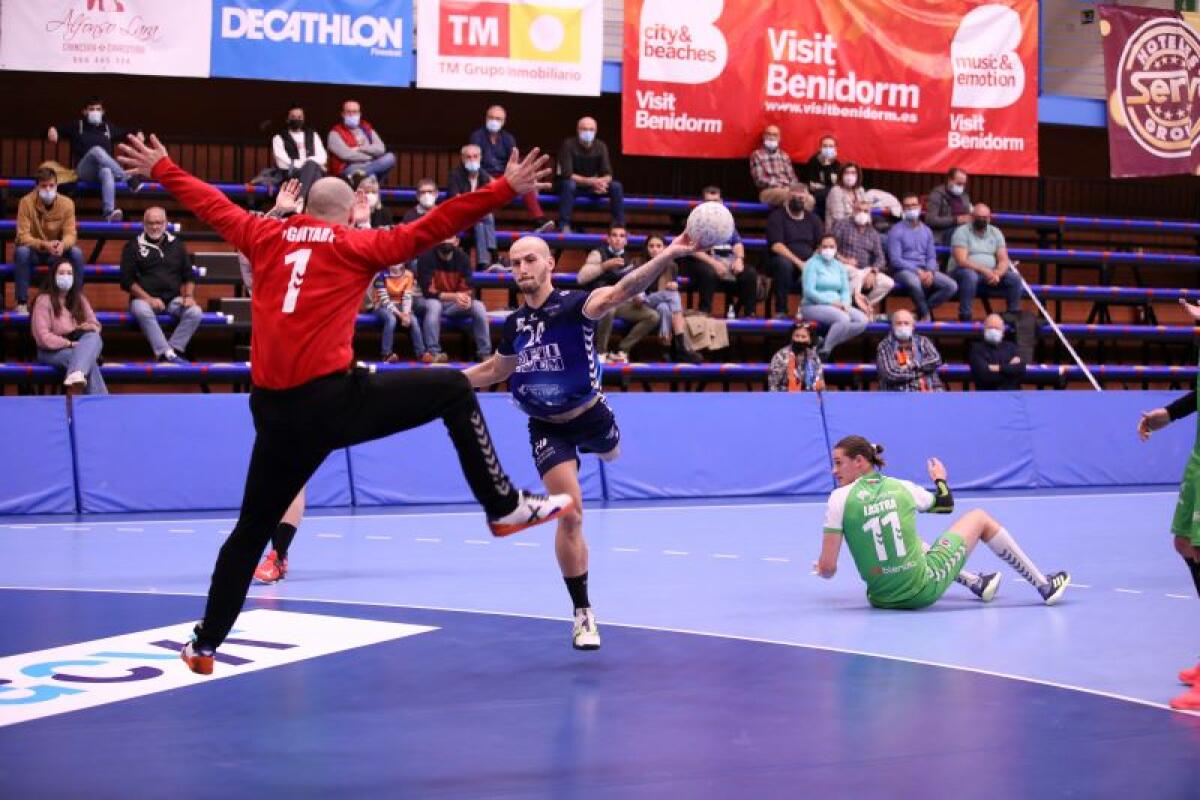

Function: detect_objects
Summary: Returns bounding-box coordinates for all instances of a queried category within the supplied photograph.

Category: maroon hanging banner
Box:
[1100,5,1200,178]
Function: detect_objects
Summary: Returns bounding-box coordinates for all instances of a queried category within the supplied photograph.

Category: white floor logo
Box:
[950,4,1025,109]
[0,610,436,727]
[637,0,727,84]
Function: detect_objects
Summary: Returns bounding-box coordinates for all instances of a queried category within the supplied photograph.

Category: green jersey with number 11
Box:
[823,471,936,605]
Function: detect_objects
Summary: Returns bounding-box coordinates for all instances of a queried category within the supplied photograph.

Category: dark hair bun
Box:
[872,443,885,456]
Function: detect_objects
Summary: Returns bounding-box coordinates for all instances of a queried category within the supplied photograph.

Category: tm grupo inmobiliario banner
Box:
[622,0,1039,176]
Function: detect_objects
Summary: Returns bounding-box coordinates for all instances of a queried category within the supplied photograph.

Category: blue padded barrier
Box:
[71,394,351,513]
[600,393,831,500]
[0,396,75,513]
[821,392,1038,491]
[348,394,603,506]
[1022,391,1195,488]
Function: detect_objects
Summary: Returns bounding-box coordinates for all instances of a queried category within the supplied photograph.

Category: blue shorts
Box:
[528,399,621,477]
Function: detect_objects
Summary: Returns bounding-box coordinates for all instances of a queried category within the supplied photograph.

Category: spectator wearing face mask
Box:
[121,206,200,363]
[469,105,553,231]
[47,96,143,222]
[802,234,868,358]
[823,161,867,226]
[327,99,396,182]
[876,309,944,392]
[749,124,800,207]
[950,203,1022,322]
[969,313,1025,390]
[642,233,702,363]
[801,134,841,213]
[416,236,492,362]
[31,258,106,394]
[402,178,440,224]
[370,262,425,363]
[677,185,759,319]
[557,117,624,233]
[769,324,825,392]
[269,104,327,201]
[13,167,86,314]
[926,167,973,245]
[448,144,498,269]
[885,192,958,322]
[766,184,824,318]
[578,226,658,361]
[830,198,894,321]
[351,174,393,228]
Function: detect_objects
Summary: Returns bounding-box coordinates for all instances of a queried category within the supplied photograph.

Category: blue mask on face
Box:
[579,130,595,144]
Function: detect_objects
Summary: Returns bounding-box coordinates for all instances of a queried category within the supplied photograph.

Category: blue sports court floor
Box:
[2,490,1198,797]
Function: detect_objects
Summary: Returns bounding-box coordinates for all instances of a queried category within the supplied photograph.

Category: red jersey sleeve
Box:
[151,157,268,255]
[339,178,517,273]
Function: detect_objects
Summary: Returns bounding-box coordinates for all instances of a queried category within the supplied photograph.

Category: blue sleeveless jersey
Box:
[498,290,603,419]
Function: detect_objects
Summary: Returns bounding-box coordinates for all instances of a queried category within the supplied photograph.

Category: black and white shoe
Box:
[1038,571,1071,606]
[488,491,573,537]
[971,572,1002,602]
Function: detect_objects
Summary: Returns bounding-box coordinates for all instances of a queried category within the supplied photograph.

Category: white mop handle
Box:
[1016,264,1102,392]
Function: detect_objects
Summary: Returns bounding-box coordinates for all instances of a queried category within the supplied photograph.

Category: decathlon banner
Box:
[415,0,603,96]
[1100,6,1200,179]
[210,0,412,86]
[0,0,212,78]
[622,0,1039,176]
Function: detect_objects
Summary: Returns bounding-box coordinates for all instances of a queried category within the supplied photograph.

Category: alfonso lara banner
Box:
[416,0,603,96]
[622,0,1039,176]
[1100,6,1200,179]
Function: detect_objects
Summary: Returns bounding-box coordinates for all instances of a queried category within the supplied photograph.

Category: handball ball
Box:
[685,201,735,249]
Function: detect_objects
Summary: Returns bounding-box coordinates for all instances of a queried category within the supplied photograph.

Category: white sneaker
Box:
[487,490,573,537]
[572,607,601,651]
[63,371,87,388]
[14,303,29,315]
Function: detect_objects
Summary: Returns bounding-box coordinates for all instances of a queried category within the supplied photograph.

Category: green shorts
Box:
[870,532,968,610]
[1170,451,1200,546]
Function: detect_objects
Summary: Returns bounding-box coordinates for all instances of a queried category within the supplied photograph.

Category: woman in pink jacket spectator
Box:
[31,259,107,394]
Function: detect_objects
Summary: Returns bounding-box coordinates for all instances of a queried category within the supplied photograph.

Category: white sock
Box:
[922,541,982,590]
[986,527,1048,588]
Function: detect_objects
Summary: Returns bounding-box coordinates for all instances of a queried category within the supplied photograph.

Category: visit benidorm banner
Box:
[622,0,1039,176]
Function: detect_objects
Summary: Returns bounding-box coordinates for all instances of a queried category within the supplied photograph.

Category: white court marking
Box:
[0,586,1190,717]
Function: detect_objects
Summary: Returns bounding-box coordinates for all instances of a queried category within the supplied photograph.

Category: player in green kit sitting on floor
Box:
[815,435,1070,609]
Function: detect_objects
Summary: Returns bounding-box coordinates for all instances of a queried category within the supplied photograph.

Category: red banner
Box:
[1100,6,1200,179]
[622,0,1039,176]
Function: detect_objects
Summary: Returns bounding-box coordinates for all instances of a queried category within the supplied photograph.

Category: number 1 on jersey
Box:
[282,249,312,314]
[864,511,906,561]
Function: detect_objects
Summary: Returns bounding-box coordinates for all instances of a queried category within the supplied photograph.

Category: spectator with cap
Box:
[926,167,973,245]
[13,167,85,314]
[557,117,624,233]
[876,308,945,392]
[969,313,1026,390]
[448,143,498,269]
[885,191,958,321]
[31,258,106,394]
[469,105,553,231]
[120,206,200,363]
[47,96,143,222]
[327,99,396,182]
[269,103,327,200]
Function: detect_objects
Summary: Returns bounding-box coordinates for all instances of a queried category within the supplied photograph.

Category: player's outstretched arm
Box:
[583,233,696,320]
[926,457,954,514]
[117,133,259,253]
[1138,408,1171,441]
[464,353,518,389]
[816,533,842,579]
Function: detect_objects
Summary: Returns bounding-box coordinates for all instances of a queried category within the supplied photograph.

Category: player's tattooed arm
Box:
[926,457,954,514]
[583,233,696,319]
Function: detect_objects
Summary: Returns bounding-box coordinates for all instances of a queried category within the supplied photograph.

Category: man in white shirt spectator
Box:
[270,104,326,201]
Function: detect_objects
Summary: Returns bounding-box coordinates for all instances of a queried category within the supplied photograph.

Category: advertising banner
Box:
[416,0,603,96]
[622,0,1039,176]
[1100,6,1200,178]
[210,0,413,86]
[0,0,212,78]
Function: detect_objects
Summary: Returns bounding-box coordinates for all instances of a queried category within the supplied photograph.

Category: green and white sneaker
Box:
[572,607,600,651]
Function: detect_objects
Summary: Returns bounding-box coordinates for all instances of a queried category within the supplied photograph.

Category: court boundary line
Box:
[0,489,1178,529]
[0,585,1190,717]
